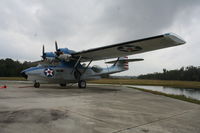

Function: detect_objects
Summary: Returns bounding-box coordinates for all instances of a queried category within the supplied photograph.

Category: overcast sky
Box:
[0,0,200,76]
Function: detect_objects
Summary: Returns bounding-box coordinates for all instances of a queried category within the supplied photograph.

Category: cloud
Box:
[0,0,200,75]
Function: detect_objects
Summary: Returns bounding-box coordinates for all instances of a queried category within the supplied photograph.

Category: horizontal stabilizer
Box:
[106,58,144,64]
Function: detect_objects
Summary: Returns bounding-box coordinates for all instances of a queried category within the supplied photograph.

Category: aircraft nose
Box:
[21,72,28,79]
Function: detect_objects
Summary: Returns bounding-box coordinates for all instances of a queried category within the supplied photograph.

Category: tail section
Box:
[115,56,129,70]
[106,56,144,71]
[95,57,143,76]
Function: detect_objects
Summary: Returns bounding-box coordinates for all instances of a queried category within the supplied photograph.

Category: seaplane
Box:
[21,33,185,88]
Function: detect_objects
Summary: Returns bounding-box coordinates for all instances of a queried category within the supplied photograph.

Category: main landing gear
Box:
[72,56,92,89]
[78,80,86,88]
[34,82,40,88]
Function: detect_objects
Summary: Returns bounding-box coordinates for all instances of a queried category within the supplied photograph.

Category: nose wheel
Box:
[78,80,86,88]
[34,82,40,88]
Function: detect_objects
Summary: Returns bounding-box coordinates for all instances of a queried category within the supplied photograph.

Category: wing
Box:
[72,33,186,62]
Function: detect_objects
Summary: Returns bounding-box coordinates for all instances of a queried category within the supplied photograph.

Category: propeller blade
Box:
[55,41,58,51]
[55,41,62,56]
[42,45,45,55]
[42,45,46,59]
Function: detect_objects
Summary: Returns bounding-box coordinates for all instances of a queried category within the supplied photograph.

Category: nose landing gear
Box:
[34,82,40,88]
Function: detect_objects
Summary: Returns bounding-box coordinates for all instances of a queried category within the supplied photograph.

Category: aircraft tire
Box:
[34,82,40,88]
[78,80,86,88]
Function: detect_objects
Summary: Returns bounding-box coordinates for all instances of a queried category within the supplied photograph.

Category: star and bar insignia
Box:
[44,68,54,77]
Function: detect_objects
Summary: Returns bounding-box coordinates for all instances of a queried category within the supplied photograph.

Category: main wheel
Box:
[78,80,86,88]
[59,83,67,87]
[34,82,40,88]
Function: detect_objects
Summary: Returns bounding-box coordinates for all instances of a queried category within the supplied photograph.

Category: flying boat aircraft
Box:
[21,33,185,88]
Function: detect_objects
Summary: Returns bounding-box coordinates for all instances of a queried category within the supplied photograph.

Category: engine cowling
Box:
[58,54,71,62]
[44,57,57,63]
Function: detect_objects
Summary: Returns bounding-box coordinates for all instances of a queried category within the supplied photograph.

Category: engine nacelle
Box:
[44,57,57,63]
[58,54,71,62]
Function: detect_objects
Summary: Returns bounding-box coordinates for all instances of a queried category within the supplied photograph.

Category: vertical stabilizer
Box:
[103,57,143,75]
[115,56,129,70]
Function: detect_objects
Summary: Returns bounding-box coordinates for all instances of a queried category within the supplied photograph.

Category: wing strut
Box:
[71,56,82,74]
[82,59,93,74]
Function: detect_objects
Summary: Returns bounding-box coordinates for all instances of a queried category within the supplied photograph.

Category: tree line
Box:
[0,58,35,77]
[138,66,200,81]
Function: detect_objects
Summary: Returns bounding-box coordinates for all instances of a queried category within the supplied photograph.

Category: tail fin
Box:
[116,57,129,70]
[106,57,144,70]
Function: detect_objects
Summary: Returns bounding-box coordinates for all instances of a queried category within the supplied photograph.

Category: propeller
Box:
[55,41,58,51]
[54,41,73,61]
[41,45,46,59]
[54,41,63,56]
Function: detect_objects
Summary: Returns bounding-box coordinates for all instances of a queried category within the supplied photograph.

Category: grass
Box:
[0,77,26,81]
[130,87,200,105]
[89,78,200,89]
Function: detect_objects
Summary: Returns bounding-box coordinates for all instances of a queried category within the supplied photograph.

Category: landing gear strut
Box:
[78,80,86,88]
[71,56,91,89]
[34,82,40,88]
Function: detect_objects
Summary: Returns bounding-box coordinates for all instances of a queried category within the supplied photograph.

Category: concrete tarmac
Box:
[0,81,199,133]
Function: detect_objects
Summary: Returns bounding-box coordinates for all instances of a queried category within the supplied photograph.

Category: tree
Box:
[0,58,36,77]
[138,66,200,81]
